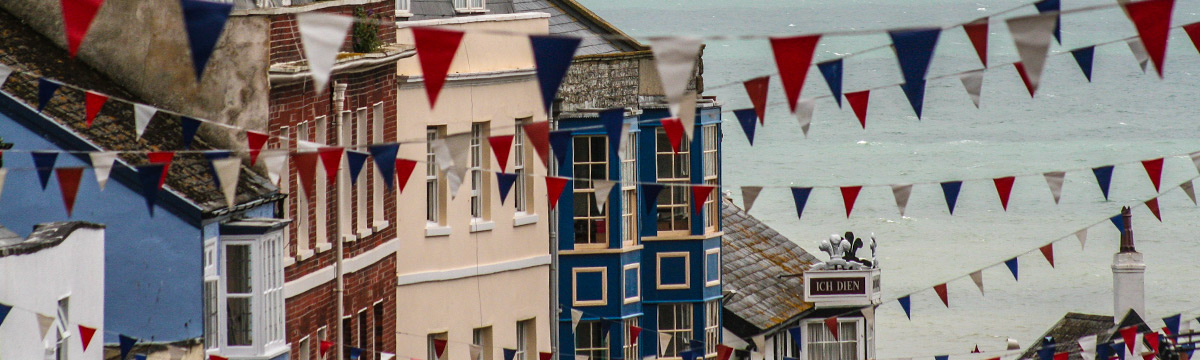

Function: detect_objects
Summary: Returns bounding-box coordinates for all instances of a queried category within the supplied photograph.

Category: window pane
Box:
[226,245,251,294]
[227,297,252,346]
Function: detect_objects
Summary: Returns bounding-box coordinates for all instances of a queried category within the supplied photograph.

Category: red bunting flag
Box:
[1054,352,1069,360]
[934,283,949,307]
[1124,0,1175,78]
[994,176,1015,211]
[413,27,464,108]
[395,159,417,193]
[539,352,553,360]
[717,344,735,360]
[1145,198,1162,221]
[661,118,685,154]
[147,151,174,189]
[1147,331,1160,353]
[845,90,870,129]
[60,0,106,57]
[294,152,320,199]
[318,147,343,185]
[964,18,990,67]
[1184,22,1200,55]
[210,356,228,360]
[840,186,861,218]
[433,339,449,359]
[1121,326,1138,353]
[972,346,981,353]
[1142,158,1163,192]
[630,326,643,345]
[1040,243,1055,268]
[489,135,514,172]
[824,317,840,341]
[1014,62,1036,97]
[57,168,84,217]
[546,176,568,211]
[246,131,269,165]
[84,91,107,127]
[692,185,716,213]
[523,121,551,167]
[78,325,97,351]
[743,76,769,125]
[320,340,334,357]
[770,35,821,113]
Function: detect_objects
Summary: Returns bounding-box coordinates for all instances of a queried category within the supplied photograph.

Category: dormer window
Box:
[454,0,486,13]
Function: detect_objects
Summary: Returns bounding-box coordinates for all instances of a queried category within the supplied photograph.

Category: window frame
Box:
[656,252,690,290]
[573,135,609,248]
[704,248,721,287]
[453,0,487,13]
[395,0,412,17]
[702,124,719,232]
[657,303,693,359]
[623,263,640,304]
[572,266,608,307]
[704,300,720,358]
[620,131,638,247]
[513,120,530,214]
[655,127,691,235]
[801,318,864,360]
[623,317,640,360]
[575,321,609,360]
[470,122,491,222]
[473,326,494,360]
[427,127,444,226]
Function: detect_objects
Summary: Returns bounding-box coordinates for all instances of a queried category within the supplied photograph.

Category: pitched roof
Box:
[1020,311,1153,360]
[0,221,104,258]
[513,0,644,54]
[0,9,280,218]
[721,196,818,334]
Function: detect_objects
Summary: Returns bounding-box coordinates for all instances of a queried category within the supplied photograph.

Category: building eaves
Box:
[268,44,414,84]
[0,221,104,258]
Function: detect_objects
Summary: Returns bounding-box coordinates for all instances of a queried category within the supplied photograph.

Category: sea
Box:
[577,0,1200,357]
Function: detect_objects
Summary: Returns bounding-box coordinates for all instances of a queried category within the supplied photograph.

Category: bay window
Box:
[655,128,690,233]
[658,303,692,358]
[573,136,608,247]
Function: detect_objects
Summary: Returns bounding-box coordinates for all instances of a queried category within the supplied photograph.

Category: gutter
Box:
[268,49,415,85]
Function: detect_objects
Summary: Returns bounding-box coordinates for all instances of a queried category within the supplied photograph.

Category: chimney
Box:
[1111,206,1145,323]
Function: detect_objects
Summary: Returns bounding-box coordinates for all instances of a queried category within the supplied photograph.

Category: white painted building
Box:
[0,221,105,360]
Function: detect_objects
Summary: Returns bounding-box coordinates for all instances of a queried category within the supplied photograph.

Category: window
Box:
[316,115,331,247]
[513,121,529,213]
[375,302,385,359]
[56,297,69,360]
[226,244,253,346]
[427,127,442,225]
[623,317,640,360]
[454,0,485,12]
[705,248,720,287]
[470,123,489,220]
[704,300,720,358]
[356,108,370,235]
[280,125,299,257]
[658,303,693,358]
[396,0,411,15]
[576,321,608,360]
[623,264,640,303]
[299,336,311,360]
[517,319,536,360]
[205,280,218,347]
[358,309,368,351]
[343,316,353,358]
[429,333,448,360]
[620,131,637,246]
[655,127,690,233]
[702,125,719,230]
[573,136,608,247]
[372,103,386,229]
[338,112,353,241]
[804,319,860,360]
[474,327,493,360]
[297,122,311,250]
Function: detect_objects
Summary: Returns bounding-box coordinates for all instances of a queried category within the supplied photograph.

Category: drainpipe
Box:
[333,82,348,360]
[549,104,560,360]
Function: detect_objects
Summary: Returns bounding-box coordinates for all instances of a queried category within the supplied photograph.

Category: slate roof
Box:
[0,9,280,217]
[402,0,643,55]
[1020,311,1153,360]
[0,221,104,258]
[721,196,818,334]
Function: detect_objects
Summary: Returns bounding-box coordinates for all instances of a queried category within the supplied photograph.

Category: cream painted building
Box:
[394,12,553,360]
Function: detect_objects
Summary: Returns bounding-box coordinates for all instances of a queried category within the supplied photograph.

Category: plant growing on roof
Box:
[352,7,382,53]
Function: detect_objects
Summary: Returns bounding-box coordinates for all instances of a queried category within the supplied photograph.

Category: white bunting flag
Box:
[1075,229,1088,249]
[0,168,7,201]
[795,98,816,137]
[134,103,157,138]
[741,186,763,213]
[861,306,875,325]
[88,151,117,190]
[659,332,674,356]
[1127,39,1150,73]
[446,134,470,199]
[213,157,241,209]
[296,12,353,94]
[571,309,584,333]
[470,344,483,360]
[0,64,12,86]
[169,345,186,360]
[381,353,396,360]
[1007,338,1021,350]
[1181,180,1196,205]
[260,149,289,186]
[959,70,984,108]
[1190,152,1200,174]
[593,180,617,213]
[891,184,913,217]
[1044,171,1065,204]
[618,122,632,161]
[649,36,703,120]
[1006,13,1058,96]
[1079,335,1098,360]
[37,313,55,339]
[970,270,984,295]
[677,91,698,140]
[432,139,454,171]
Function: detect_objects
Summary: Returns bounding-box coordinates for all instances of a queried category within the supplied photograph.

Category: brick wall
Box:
[286,253,397,359]
[269,1,398,65]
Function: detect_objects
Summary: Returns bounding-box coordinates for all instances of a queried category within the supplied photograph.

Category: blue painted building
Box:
[555,101,724,360]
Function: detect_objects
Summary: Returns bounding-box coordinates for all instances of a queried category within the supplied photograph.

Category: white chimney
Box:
[1111,206,1145,323]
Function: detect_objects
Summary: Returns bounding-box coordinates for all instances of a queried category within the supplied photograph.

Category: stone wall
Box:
[557,47,704,113]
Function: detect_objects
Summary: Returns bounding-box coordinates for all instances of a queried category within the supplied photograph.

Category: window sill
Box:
[469,219,495,233]
[426,224,452,237]
[513,212,539,227]
[284,256,296,267]
[373,221,390,232]
[297,249,315,260]
[356,227,374,238]
[454,8,489,14]
[315,243,332,253]
[560,245,641,255]
[395,10,413,18]
[642,231,724,241]
[341,234,358,243]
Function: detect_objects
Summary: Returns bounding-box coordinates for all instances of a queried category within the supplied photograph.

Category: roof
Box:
[0,221,104,258]
[406,0,516,20]
[1020,311,1152,360]
[0,8,280,217]
[721,196,818,334]
[512,0,644,54]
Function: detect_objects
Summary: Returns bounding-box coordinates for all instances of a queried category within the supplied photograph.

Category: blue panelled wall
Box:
[557,104,723,360]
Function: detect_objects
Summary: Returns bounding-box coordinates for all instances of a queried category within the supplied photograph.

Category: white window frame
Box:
[513,121,529,214]
[621,131,637,246]
[623,317,640,360]
[473,326,494,360]
[702,125,719,231]
[575,321,609,360]
[296,121,313,253]
[395,0,412,17]
[427,127,445,227]
[55,295,70,360]
[655,127,690,235]
[623,263,640,304]
[372,103,388,230]
[316,115,331,249]
[800,318,865,360]
[572,267,608,307]
[704,248,720,287]
[470,122,491,223]
[355,107,371,237]
[656,252,690,290]
[298,336,311,360]
[453,0,487,13]
[704,300,719,358]
[657,303,693,359]
[428,332,448,360]
[573,135,609,248]
[216,231,288,357]
[337,111,354,243]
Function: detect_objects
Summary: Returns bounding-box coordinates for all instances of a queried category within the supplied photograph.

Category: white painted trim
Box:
[705,248,721,287]
[393,12,549,28]
[798,317,866,360]
[284,237,401,298]
[342,234,358,243]
[395,255,551,286]
[656,252,690,290]
[642,232,723,242]
[513,213,539,227]
[623,263,640,304]
[572,267,608,307]
[233,0,385,15]
[470,220,495,233]
[401,68,536,87]
[426,225,452,237]
[560,245,642,255]
[373,221,390,231]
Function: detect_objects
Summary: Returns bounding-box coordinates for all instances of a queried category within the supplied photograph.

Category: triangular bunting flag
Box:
[32,151,59,190]
[1040,243,1055,268]
[717,344,734,360]
[180,116,202,149]
[38,78,62,113]
[470,345,483,360]
[661,118,685,154]
[530,35,582,115]
[202,151,231,189]
[504,349,518,360]
[734,108,757,145]
[547,176,569,211]
[741,186,762,213]
[297,12,353,94]
[682,351,697,360]
[1005,257,1019,281]
[1071,46,1096,82]
[318,147,343,185]
[37,313,55,339]
[523,121,551,167]
[138,164,166,216]
[489,135,514,172]
[1093,166,1115,200]
[970,270,984,295]
[601,108,625,154]
[1145,198,1162,221]
[351,347,366,360]
[1163,314,1181,336]
[678,91,698,140]
[1121,326,1138,354]
[1014,62,1036,97]
[659,332,674,356]
[1124,0,1175,78]
[134,103,157,138]
[643,184,664,214]
[900,80,928,119]
[795,99,815,137]
[648,36,703,119]
[213,157,241,209]
[294,152,320,200]
[824,317,840,341]
[1181,180,1196,204]
[817,59,843,108]
[395,158,417,192]
[0,64,12,86]
[1079,335,1098,360]
[1044,171,1065,204]
[1034,0,1062,44]
[1112,214,1125,234]
[346,150,368,185]
[79,325,97,352]
[120,334,138,360]
[787,327,803,350]
[320,341,334,357]
[898,296,912,319]
[934,283,949,307]
[892,184,912,217]
[571,308,584,332]
[259,150,287,186]
[1142,158,1163,192]
[0,302,9,328]
[84,91,107,127]
[179,0,234,81]
[1006,13,1058,97]
[770,35,822,113]
[60,0,106,57]
[692,185,715,213]
[0,168,6,201]
[744,76,770,122]
[994,176,1015,211]
[890,28,942,85]
[549,130,572,166]
[210,356,228,360]
[540,352,553,360]
[246,131,268,165]
[841,186,861,218]
[845,90,870,128]
[496,173,518,205]
[1054,352,1069,360]
[1128,39,1151,73]
[630,326,643,345]
[790,187,812,220]
[147,151,174,189]
[935,355,949,360]
[964,18,989,67]
[368,144,399,190]
[594,179,617,213]
[941,181,962,215]
[1076,229,1088,249]
[960,70,983,108]
[434,339,448,360]
[1192,152,1200,174]
[56,167,83,217]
